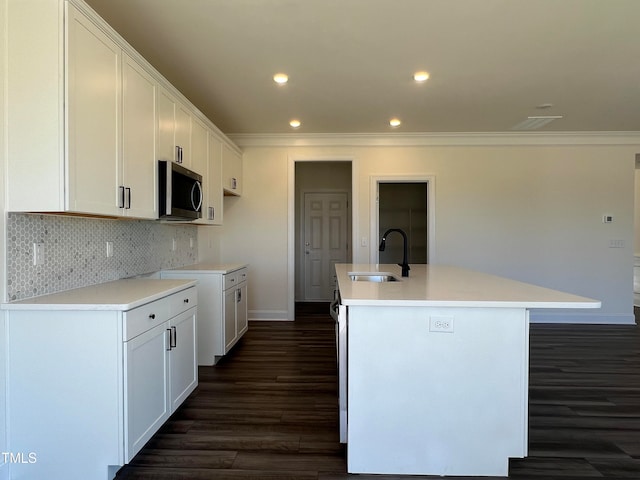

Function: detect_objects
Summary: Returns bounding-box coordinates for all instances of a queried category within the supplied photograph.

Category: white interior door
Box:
[303,192,348,301]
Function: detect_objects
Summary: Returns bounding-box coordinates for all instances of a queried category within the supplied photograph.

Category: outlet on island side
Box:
[429,315,454,333]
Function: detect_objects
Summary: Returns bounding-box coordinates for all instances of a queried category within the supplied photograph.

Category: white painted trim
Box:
[288,156,358,321]
[369,175,436,264]
[248,310,290,322]
[530,311,636,325]
[230,132,640,148]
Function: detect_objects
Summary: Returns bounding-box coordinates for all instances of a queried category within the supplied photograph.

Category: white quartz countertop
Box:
[1,279,197,311]
[336,264,601,308]
[163,263,248,274]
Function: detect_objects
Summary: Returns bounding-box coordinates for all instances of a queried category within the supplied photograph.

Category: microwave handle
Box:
[191,181,203,212]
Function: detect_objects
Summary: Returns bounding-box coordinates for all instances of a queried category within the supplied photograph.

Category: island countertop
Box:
[335,263,600,309]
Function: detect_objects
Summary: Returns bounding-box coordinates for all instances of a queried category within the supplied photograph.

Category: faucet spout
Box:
[379,228,410,277]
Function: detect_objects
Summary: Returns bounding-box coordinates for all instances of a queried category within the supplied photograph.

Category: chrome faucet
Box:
[379,228,410,277]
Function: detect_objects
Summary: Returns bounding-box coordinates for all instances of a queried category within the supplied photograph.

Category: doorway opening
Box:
[370,175,435,265]
[294,161,352,308]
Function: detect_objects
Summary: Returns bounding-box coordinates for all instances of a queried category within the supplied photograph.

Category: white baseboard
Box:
[248,310,292,321]
[530,311,636,325]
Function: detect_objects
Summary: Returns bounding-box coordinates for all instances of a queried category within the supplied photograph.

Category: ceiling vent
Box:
[511,115,563,130]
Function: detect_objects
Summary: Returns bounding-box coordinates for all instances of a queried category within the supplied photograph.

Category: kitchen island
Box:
[334,264,600,477]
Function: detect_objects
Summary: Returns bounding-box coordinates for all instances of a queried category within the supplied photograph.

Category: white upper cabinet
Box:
[222,142,243,196]
[157,87,192,168]
[7,1,125,215]
[66,5,122,216]
[208,133,224,225]
[121,53,158,218]
[6,0,239,220]
[190,117,208,179]
[194,132,224,225]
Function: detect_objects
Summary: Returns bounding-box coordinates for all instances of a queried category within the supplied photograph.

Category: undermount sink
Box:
[349,273,399,282]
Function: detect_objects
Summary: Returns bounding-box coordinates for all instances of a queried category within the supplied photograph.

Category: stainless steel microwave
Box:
[158,161,203,221]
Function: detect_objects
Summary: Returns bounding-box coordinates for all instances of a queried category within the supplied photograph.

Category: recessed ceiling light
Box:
[389,118,401,127]
[413,71,430,82]
[289,119,301,128]
[273,73,289,84]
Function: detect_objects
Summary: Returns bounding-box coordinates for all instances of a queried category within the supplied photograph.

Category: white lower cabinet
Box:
[169,309,198,410]
[161,264,248,365]
[125,322,170,459]
[222,279,247,350]
[4,283,197,480]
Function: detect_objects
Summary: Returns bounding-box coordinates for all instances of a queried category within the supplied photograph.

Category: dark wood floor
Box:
[116,304,640,479]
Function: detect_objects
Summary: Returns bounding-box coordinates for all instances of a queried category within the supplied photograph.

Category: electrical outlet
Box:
[172,238,177,251]
[106,241,114,258]
[609,239,625,248]
[189,237,194,248]
[32,243,45,266]
[430,316,454,333]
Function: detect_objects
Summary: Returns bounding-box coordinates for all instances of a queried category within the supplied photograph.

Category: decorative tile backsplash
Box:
[7,213,198,301]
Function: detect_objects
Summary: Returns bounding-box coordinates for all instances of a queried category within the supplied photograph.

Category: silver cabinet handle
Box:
[125,187,131,209]
[171,326,177,348]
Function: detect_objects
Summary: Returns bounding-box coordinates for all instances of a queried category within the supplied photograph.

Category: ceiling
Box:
[83,0,640,136]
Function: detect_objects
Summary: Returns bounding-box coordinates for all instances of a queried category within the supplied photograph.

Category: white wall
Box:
[218,139,639,324]
[199,152,290,319]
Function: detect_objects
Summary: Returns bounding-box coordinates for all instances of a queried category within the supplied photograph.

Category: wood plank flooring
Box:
[116,304,640,479]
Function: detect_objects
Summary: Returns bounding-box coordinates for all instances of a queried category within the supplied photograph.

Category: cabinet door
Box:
[124,322,170,461]
[191,118,210,224]
[157,87,176,163]
[237,284,248,337]
[191,118,208,178]
[208,134,224,225]
[175,102,192,167]
[222,142,242,196]
[66,4,121,216]
[224,287,237,352]
[122,53,157,219]
[169,308,198,411]
[195,132,223,225]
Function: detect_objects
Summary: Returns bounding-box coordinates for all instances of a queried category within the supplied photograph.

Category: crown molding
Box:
[228,131,640,148]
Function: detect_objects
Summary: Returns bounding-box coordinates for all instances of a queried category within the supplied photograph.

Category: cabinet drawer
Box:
[236,268,248,284]
[168,286,197,317]
[224,268,247,290]
[124,297,170,341]
[224,272,239,290]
